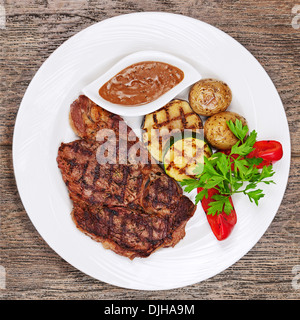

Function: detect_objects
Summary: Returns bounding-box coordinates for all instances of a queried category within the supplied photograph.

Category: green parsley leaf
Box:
[180,178,201,193]
[207,194,233,215]
[227,119,248,142]
[195,188,208,204]
[246,189,265,205]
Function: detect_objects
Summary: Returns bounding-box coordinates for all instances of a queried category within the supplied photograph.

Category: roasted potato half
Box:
[204,111,247,150]
[189,79,232,116]
[142,99,203,162]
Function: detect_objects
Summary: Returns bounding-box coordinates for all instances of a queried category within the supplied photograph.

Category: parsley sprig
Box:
[181,119,275,216]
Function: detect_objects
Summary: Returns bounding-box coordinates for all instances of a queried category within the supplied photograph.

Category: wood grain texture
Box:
[0,0,299,300]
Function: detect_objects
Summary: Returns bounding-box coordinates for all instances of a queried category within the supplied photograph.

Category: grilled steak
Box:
[71,200,193,259]
[57,95,196,259]
[69,94,132,141]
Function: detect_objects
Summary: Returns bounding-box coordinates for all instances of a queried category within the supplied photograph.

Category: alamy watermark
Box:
[0,2,5,29]
[95,125,205,176]
[292,265,300,290]
[0,265,5,289]
[292,4,300,29]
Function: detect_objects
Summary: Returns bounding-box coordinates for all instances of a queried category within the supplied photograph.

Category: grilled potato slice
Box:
[142,99,203,162]
[163,134,212,182]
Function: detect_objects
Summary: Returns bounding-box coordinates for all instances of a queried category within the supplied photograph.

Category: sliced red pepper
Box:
[197,187,237,241]
[247,140,283,167]
[219,140,283,169]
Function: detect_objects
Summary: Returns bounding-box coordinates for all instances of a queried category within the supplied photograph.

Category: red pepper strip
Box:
[219,140,283,169]
[198,187,237,241]
[247,140,283,168]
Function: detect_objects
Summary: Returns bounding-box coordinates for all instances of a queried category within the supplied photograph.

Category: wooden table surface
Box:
[0,0,299,300]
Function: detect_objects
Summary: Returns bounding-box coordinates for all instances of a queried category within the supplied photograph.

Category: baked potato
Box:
[204,111,247,150]
[189,79,232,116]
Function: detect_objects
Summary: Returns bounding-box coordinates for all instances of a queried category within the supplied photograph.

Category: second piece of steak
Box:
[71,198,194,259]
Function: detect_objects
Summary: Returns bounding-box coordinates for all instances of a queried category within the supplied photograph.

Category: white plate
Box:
[13,12,290,290]
[82,50,202,116]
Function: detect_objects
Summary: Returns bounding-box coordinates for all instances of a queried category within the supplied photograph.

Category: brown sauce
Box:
[99,61,184,106]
